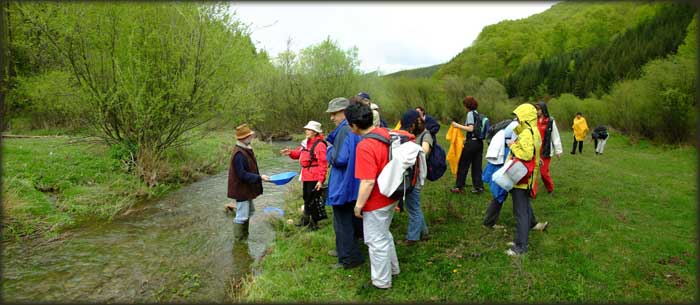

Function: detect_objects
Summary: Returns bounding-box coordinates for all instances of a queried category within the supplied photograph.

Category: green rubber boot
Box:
[233,222,247,241]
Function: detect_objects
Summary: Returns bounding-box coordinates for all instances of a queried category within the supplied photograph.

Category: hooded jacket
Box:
[325,119,362,205]
[510,104,541,191]
[536,102,563,158]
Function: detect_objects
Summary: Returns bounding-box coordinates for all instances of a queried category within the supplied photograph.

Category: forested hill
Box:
[383,63,443,79]
[433,2,665,81]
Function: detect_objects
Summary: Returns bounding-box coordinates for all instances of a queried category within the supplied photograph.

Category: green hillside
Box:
[384,63,443,79]
[433,2,663,81]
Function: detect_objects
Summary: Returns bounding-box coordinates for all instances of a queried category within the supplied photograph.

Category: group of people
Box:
[225,92,609,289]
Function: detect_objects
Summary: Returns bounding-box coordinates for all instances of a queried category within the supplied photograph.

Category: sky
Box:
[229,2,557,75]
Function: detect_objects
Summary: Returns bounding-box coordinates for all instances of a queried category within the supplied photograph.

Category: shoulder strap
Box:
[363,130,392,160]
[363,130,391,144]
[306,138,326,168]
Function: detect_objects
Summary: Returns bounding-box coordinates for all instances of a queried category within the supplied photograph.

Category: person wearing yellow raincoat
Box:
[570,112,589,154]
[504,103,548,256]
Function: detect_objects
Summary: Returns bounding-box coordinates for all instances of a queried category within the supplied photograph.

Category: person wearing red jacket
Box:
[281,121,328,231]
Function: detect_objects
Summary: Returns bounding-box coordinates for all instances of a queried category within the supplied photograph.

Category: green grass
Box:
[1,128,279,241]
[241,128,696,302]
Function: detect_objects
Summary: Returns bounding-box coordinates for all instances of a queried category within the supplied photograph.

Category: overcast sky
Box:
[229,2,557,74]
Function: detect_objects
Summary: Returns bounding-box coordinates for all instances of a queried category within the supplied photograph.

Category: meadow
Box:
[240,128,696,303]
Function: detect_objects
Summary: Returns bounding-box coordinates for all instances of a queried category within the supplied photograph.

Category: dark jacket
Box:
[227,144,263,202]
[592,125,609,139]
[536,101,554,157]
[425,114,440,139]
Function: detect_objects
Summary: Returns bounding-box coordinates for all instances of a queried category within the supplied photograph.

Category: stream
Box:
[2,142,300,302]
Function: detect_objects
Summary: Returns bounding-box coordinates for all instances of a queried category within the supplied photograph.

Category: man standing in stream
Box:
[226,123,270,241]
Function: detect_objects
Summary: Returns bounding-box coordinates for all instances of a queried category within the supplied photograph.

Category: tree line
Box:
[1,1,695,187]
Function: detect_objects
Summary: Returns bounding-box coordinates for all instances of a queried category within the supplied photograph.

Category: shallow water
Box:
[2,143,300,302]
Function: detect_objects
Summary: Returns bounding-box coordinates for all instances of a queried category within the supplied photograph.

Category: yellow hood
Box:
[512,103,538,133]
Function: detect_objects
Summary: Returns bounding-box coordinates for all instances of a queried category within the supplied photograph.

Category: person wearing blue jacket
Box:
[325,97,364,269]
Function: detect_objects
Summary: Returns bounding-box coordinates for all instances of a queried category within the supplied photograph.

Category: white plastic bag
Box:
[492,159,514,191]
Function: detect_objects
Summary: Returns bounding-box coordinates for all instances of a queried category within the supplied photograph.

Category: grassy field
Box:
[240,128,697,303]
[1,129,277,241]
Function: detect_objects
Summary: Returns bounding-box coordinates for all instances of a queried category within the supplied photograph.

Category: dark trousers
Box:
[455,139,484,190]
[483,198,505,227]
[302,181,322,222]
[483,196,537,228]
[571,139,583,154]
[511,188,537,254]
[332,202,364,265]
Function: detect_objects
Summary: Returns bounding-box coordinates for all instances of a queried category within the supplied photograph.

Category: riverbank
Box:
[240,129,696,302]
[1,129,282,241]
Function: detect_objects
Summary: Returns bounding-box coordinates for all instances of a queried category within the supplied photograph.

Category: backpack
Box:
[485,118,514,141]
[418,132,446,181]
[471,111,490,140]
[364,129,419,201]
[304,138,327,169]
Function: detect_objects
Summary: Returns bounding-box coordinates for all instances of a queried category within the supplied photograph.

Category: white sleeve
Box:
[551,119,563,155]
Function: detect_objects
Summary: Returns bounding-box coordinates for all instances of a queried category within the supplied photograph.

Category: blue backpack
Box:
[418,132,447,181]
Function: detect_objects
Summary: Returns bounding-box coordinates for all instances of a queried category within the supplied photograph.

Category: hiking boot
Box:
[532,221,549,231]
[331,261,363,270]
[471,188,484,194]
[483,224,504,230]
[505,249,522,257]
[399,239,418,246]
[420,233,432,241]
[296,215,310,227]
[450,188,463,194]
[328,249,337,257]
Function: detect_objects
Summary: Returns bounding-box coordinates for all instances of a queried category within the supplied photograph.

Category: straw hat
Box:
[235,123,255,140]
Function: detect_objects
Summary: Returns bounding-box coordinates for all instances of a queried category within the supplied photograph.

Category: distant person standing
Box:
[571,112,589,154]
[450,96,485,194]
[227,124,270,241]
[591,125,609,155]
[348,103,399,290]
[534,102,562,194]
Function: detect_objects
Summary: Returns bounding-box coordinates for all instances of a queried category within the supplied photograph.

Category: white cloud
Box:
[230,1,556,74]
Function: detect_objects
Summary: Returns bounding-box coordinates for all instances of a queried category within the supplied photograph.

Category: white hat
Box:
[303,120,323,133]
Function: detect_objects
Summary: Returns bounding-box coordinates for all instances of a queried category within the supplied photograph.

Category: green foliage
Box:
[435,2,661,81]
[507,3,695,99]
[12,2,265,182]
[253,37,362,135]
[6,70,88,130]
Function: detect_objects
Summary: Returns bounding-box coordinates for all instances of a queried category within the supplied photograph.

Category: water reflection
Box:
[2,142,299,302]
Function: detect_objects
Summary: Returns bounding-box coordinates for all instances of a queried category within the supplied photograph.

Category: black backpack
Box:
[418,132,446,181]
[471,111,490,140]
[485,118,514,141]
[363,129,418,201]
[304,138,327,169]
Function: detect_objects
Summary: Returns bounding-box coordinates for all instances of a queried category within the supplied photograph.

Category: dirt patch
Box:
[663,272,687,288]
[615,212,628,223]
[599,197,611,208]
[658,254,688,266]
